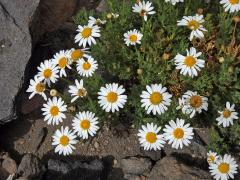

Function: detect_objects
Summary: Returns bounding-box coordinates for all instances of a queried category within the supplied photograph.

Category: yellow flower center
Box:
[150,92,163,105]
[184,56,196,67]
[83,62,91,70]
[173,128,184,139]
[80,119,90,130]
[71,49,84,62]
[209,155,215,163]
[223,109,231,118]
[50,106,59,116]
[58,57,68,68]
[129,34,138,42]
[106,92,118,103]
[35,83,45,92]
[146,132,157,143]
[189,95,202,108]
[43,69,52,78]
[218,163,230,174]
[187,20,200,30]
[229,0,239,5]
[81,27,92,38]
[60,135,69,146]
[78,88,87,97]
[96,19,102,26]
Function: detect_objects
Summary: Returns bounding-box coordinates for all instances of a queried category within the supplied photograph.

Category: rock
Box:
[48,159,72,174]
[0,0,40,124]
[29,127,47,153]
[17,154,45,179]
[148,156,212,180]
[0,167,9,180]
[140,148,162,161]
[47,158,104,179]
[163,137,208,169]
[1,155,17,174]
[120,157,152,175]
[107,168,124,180]
[96,0,108,12]
[194,128,210,146]
[20,94,45,115]
[124,174,141,180]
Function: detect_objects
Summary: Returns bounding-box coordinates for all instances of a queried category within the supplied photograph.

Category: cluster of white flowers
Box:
[207,151,238,180]
[26,3,239,179]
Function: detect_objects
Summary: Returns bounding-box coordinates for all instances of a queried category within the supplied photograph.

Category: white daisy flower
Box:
[132,0,156,21]
[72,111,99,139]
[207,151,219,164]
[163,118,194,149]
[177,90,208,118]
[37,60,59,87]
[124,29,143,46]
[75,24,101,48]
[26,76,47,100]
[140,84,172,115]
[41,97,67,125]
[52,50,71,77]
[76,56,98,77]
[174,47,205,77]
[177,14,207,41]
[216,102,239,128]
[209,154,238,180]
[138,123,166,151]
[88,16,106,26]
[220,0,240,13]
[68,48,90,63]
[52,126,77,156]
[68,79,87,103]
[165,0,184,5]
[98,83,127,113]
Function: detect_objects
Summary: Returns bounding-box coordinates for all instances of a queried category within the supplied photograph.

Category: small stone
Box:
[2,155,17,174]
[113,159,118,166]
[94,142,99,149]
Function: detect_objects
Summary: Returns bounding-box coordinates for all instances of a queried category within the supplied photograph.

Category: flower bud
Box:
[50,89,58,97]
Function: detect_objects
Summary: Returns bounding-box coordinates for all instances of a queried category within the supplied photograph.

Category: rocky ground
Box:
[0,0,239,179]
[0,112,221,180]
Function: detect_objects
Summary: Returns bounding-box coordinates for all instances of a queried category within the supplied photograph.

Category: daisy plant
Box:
[26,0,240,162]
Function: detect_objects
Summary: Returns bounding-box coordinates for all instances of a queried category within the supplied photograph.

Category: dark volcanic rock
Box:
[46,158,104,180]
[0,0,39,124]
[17,154,45,179]
[148,156,212,180]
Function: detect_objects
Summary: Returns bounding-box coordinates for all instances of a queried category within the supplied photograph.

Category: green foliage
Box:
[72,0,240,153]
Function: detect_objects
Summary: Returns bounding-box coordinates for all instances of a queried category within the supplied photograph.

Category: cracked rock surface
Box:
[0,0,39,124]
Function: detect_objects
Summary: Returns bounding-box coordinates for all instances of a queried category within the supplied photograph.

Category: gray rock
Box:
[0,0,39,124]
[163,135,208,169]
[140,148,162,161]
[194,128,210,146]
[47,158,104,179]
[148,156,212,180]
[120,157,152,175]
[17,154,45,179]
[48,159,72,174]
